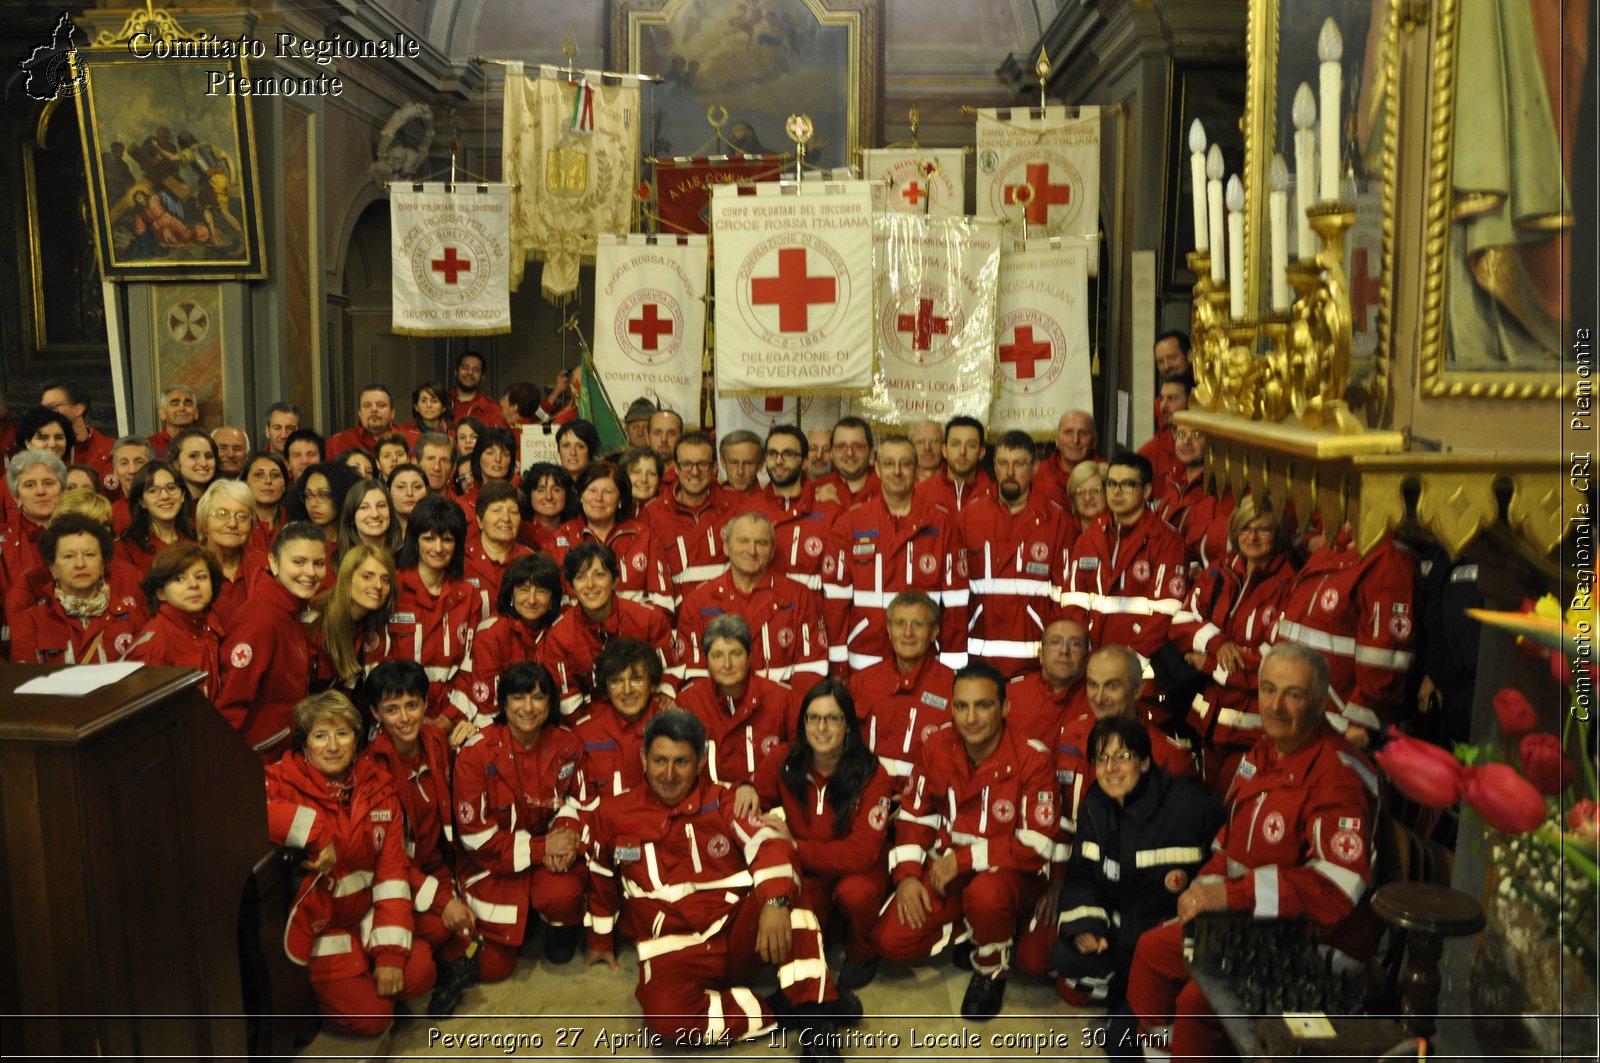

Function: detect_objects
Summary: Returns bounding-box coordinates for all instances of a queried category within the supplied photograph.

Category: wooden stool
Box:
[1372,882,1485,1038]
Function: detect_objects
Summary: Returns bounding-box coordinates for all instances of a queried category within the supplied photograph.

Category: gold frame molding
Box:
[1243,0,1398,406]
[1415,0,1572,399]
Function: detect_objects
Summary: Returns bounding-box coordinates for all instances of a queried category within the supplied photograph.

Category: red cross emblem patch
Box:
[1262,811,1286,844]
[230,643,253,668]
[1331,829,1364,864]
[706,833,731,858]
[918,554,938,576]
[992,798,1016,823]
[804,535,824,557]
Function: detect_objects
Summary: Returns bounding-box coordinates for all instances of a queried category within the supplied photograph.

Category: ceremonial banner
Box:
[863,148,966,217]
[390,183,512,336]
[989,237,1092,437]
[592,233,707,424]
[653,155,784,236]
[848,214,1002,427]
[713,393,841,441]
[975,106,1101,274]
[709,182,875,397]
[502,62,640,299]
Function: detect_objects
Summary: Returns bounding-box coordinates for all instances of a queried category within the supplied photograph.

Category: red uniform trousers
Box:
[474,868,589,982]
[312,937,436,1037]
[871,868,1044,977]
[1126,919,1227,1060]
[634,892,833,1044]
[798,869,888,962]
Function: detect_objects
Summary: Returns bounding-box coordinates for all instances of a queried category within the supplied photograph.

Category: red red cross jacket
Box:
[677,675,799,787]
[464,537,535,607]
[450,389,505,427]
[1140,431,1185,508]
[753,743,895,879]
[1171,551,1298,751]
[915,468,996,514]
[1003,672,1089,748]
[814,469,881,507]
[538,597,682,717]
[0,511,48,649]
[6,559,145,644]
[565,700,662,812]
[575,775,799,960]
[1157,477,1236,572]
[822,494,969,671]
[217,576,314,760]
[361,725,459,921]
[549,518,674,615]
[454,616,548,727]
[892,724,1058,883]
[388,568,491,724]
[10,586,146,665]
[1059,511,1189,660]
[1268,532,1418,732]
[212,549,272,631]
[1032,451,1103,514]
[849,654,954,780]
[1200,725,1379,957]
[123,603,225,700]
[639,487,739,608]
[326,424,420,460]
[960,493,1077,677]
[453,722,585,945]
[679,570,827,684]
[75,426,118,500]
[751,483,843,592]
[268,752,416,978]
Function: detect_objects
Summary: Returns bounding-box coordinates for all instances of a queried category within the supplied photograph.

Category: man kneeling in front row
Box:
[572,709,861,1059]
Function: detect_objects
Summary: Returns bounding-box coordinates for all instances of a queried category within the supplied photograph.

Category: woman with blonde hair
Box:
[310,543,397,701]
[337,478,402,557]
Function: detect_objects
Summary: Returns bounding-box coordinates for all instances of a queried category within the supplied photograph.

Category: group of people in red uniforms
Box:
[1,336,1432,1058]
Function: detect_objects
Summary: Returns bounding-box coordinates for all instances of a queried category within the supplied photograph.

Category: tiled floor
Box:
[300,930,1115,1061]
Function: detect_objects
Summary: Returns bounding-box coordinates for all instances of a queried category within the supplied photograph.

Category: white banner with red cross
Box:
[592,233,707,426]
[863,148,966,217]
[712,393,842,441]
[989,236,1092,438]
[847,214,1002,428]
[974,105,1100,275]
[390,183,513,336]
[709,181,876,397]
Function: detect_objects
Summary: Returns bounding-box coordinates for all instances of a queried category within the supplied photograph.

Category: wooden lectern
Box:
[0,664,312,1058]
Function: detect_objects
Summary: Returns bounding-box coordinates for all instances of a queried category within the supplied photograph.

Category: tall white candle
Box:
[1207,144,1226,284]
[1292,82,1317,257]
[1318,18,1343,203]
[1189,120,1209,251]
[1269,154,1290,311]
[1226,175,1246,319]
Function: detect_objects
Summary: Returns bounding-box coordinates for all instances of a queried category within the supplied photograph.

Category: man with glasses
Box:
[1155,419,1236,570]
[1004,617,1091,745]
[822,435,967,673]
[1033,409,1103,512]
[847,591,955,781]
[753,425,843,593]
[641,432,734,608]
[959,430,1074,678]
[1059,452,1188,700]
[915,415,995,514]
[805,427,834,481]
[872,660,1058,1021]
[815,416,880,505]
[678,512,826,684]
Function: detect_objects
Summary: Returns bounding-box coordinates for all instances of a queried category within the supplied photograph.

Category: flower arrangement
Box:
[1373,591,1598,981]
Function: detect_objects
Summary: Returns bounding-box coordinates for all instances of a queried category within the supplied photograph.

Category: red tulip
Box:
[1461,763,1548,835]
[1567,799,1600,842]
[1520,733,1573,796]
[1492,688,1539,740]
[1373,730,1464,808]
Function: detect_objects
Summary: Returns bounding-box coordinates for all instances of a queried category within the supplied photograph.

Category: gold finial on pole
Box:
[1035,45,1051,110]
[785,113,814,182]
[561,25,578,76]
[1013,182,1035,241]
[908,106,920,149]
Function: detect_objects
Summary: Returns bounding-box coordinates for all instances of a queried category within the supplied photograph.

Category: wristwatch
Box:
[764,895,792,909]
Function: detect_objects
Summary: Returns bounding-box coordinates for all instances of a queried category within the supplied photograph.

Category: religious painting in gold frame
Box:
[72,50,266,280]
[1243,0,1396,401]
[1415,0,1584,399]
[608,0,882,171]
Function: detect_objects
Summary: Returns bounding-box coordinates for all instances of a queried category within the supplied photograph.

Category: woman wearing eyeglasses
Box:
[196,479,270,629]
[1044,715,1221,1031]
[1155,425,1235,571]
[114,461,196,577]
[1064,459,1109,537]
[1169,497,1298,790]
[752,678,893,991]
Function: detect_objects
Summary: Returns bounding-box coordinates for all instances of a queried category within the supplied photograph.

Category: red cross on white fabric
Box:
[896,298,950,351]
[431,247,472,284]
[1004,162,1071,225]
[751,248,836,332]
[628,304,674,350]
[1000,325,1053,378]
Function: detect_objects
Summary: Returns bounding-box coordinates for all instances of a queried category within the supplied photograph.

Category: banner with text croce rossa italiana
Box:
[592,234,707,426]
[709,182,875,397]
[862,148,967,217]
[847,214,1002,427]
[390,183,512,336]
[989,237,1092,438]
[975,105,1100,275]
